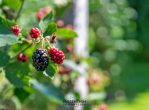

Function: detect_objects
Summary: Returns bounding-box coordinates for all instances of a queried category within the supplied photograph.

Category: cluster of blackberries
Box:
[11,24,65,71]
[32,47,65,71]
[11,25,41,39]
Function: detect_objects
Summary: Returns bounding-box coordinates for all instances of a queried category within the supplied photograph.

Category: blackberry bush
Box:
[0,8,77,100]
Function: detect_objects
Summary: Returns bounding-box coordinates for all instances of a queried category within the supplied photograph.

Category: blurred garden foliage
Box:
[90,0,149,97]
[90,0,149,109]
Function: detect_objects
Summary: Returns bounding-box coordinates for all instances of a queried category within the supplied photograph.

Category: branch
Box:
[15,0,25,21]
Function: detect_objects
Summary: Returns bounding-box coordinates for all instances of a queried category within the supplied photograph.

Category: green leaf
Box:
[39,12,54,33]
[0,34,19,47]
[0,16,15,34]
[0,50,10,67]
[56,28,77,38]
[43,22,57,36]
[5,62,30,88]
[31,79,64,104]
[8,41,36,58]
[3,0,22,11]
[14,88,30,103]
[44,60,58,78]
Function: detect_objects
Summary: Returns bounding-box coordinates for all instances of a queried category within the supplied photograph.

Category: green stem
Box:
[15,0,25,21]
[20,43,32,53]
[10,43,32,62]
[41,37,44,48]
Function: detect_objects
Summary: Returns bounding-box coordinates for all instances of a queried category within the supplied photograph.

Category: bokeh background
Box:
[0,0,149,110]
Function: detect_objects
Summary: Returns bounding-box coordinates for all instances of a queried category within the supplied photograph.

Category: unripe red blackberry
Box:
[32,48,49,71]
[37,11,44,21]
[66,45,73,53]
[10,25,21,35]
[58,65,71,74]
[49,47,65,64]
[66,24,73,30]
[29,27,41,39]
[17,53,28,62]
[56,20,64,28]
[99,104,108,110]
[22,55,28,62]
[17,53,23,61]
[36,6,52,21]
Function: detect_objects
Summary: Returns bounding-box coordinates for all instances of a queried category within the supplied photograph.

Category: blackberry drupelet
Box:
[32,48,49,71]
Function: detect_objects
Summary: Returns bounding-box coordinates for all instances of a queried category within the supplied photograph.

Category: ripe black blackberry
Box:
[32,48,49,71]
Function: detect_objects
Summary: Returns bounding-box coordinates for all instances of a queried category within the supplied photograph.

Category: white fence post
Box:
[73,0,89,110]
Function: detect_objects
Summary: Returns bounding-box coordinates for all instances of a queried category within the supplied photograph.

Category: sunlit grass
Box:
[110,92,149,110]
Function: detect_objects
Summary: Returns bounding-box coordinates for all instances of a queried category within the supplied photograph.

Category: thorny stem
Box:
[15,0,25,21]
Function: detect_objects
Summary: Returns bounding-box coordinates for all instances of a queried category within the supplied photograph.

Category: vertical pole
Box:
[73,0,89,110]
[74,0,89,57]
